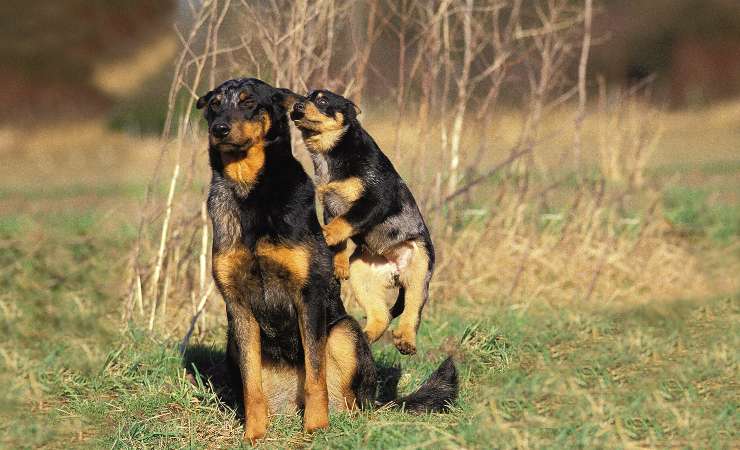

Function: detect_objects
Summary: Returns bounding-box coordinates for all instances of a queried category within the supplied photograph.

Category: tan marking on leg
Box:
[349,252,395,343]
[255,240,311,287]
[322,217,353,246]
[326,319,359,410]
[231,308,268,444]
[294,301,329,433]
[392,240,431,355]
[213,247,253,299]
[317,177,365,204]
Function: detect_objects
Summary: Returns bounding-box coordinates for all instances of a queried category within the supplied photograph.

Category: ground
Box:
[0,102,738,448]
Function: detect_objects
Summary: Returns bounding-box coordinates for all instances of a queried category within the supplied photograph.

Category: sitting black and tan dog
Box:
[197,78,456,443]
[290,89,435,356]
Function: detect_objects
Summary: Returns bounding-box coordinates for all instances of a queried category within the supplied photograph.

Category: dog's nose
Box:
[293,102,305,112]
[212,123,230,139]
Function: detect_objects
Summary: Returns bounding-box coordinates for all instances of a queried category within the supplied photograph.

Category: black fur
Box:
[391,357,458,412]
[291,89,436,354]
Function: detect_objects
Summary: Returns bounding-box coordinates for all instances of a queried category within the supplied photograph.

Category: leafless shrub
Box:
[125,0,717,338]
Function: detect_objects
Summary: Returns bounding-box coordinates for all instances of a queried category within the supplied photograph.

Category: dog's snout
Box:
[290,102,305,121]
[212,123,230,139]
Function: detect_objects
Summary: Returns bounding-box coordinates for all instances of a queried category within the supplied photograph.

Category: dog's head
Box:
[197,78,300,152]
[289,90,360,152]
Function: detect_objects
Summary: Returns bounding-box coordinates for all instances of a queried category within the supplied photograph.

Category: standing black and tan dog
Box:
[290,89,435,356]
[197,78,456,443]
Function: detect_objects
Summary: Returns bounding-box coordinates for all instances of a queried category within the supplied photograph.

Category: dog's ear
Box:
[196,90,214,110]
[345,99,361,120]
[273,88,304,111]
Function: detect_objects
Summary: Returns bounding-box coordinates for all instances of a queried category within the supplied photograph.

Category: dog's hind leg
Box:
[326,316,377,409]
[391,240,432,355]
[348,251,396,343]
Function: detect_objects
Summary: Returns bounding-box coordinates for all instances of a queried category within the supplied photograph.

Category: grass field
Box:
[1,102,739,448]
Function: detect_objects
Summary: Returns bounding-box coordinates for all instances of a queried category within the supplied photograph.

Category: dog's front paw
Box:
[322,218,352,247]
[243,399,268,445]
[303,392,330,433]
[303,415,329,434]
[244,423,266,445]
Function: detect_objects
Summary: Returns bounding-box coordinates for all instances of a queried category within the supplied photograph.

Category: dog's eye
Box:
[317,98,328,107]
[239,93,256,108]
[210,98,222,110]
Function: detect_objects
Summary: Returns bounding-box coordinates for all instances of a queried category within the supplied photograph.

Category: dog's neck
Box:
[303,125,349,154]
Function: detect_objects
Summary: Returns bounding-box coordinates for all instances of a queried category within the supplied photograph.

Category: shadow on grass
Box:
[182,345,242,416]
[182,344,403,417]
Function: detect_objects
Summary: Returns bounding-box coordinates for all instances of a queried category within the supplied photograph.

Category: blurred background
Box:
[1,1,738,447]
[4,0,740,120]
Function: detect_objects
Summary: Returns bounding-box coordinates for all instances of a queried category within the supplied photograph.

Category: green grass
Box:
[1,189,738,449]
[663,186,740,242]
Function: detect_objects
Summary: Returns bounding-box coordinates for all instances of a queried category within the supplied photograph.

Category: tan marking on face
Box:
[322,217,353,246]
[317,177,365,205]
[213,247,253,299]
[295,101,347,153]
[255,240,311,286]
[220,112,271,186]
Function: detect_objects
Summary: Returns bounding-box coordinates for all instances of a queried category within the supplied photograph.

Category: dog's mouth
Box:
[211,139,253,153]
[290,109,326,126]
[291,117,324,132]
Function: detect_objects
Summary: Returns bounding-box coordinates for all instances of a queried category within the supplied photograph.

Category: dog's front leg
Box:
[295,294,329,433]
[214,248,268,443]
[331,240,352,280]
[230,303,268,444]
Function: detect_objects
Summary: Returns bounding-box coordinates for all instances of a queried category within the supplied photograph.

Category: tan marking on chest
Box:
[222,142,265,186]
[256,240,311,287]
[221,113,271,186]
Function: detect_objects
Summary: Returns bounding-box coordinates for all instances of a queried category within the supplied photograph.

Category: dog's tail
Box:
[379,357,458,413]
